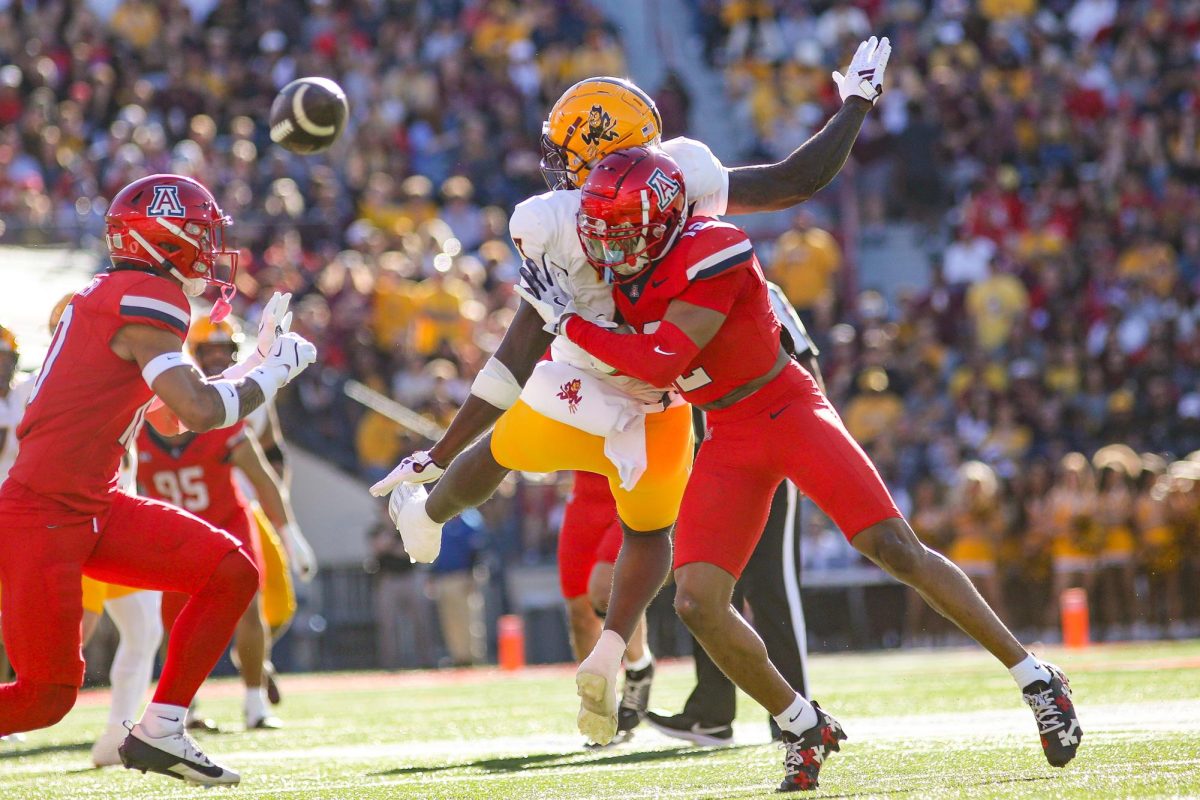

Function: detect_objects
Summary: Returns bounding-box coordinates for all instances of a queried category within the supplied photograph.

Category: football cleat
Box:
[265,663,282,706]
[0,733,26,744]
[92,724,128,767]
[246,714,283,730]
[388,483,443,563]
[645,711,733,747]
[616,662,654,735]
[1022,662,1082,767]
[118,723,240,786]
[576,668,619,746]
[185,705,220,733]
[778,702,846,793]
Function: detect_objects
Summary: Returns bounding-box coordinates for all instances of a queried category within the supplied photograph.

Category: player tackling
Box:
[517,147,1083,791]
[0,174,316,786]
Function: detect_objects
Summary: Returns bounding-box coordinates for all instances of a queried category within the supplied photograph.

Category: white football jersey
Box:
[0,374,33,481]
[509,137,729,402]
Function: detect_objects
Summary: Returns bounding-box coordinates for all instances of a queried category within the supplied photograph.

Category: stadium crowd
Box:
[0,0,1198,648]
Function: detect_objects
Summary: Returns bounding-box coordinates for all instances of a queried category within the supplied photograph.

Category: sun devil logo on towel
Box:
[557,378,583,414]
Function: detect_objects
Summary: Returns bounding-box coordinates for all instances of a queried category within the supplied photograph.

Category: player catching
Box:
[0,174,316,786]
[517,148,1082,791]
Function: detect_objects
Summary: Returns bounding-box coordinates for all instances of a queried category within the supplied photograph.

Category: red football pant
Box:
[161,505,264,632]
[557,471,623,599]
[0,482,258,734]
[674,363,902,578]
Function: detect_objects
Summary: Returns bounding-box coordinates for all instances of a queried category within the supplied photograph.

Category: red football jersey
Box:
[136,424,250,528]
[612,217,782,405]
[10,270,191,517]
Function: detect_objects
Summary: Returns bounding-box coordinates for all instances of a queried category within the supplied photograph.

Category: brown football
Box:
[268,77,348,155]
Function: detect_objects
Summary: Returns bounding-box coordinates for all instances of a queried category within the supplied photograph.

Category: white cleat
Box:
[0,733,26,744]
[576,668,619,746]
[92,724,127,767]
[388,483,443,563]
[118,722,240,786]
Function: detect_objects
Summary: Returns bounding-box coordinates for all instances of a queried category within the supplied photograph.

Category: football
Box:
[268,77,348,154]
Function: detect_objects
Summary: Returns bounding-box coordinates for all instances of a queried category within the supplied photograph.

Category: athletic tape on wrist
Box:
[246,364,286,405]
[141,351,185,389]
[470,356,521,410]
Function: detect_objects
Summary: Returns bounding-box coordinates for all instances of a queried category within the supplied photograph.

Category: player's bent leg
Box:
[576,524,671,746]
[0,680,77,735]
[850,519,1081,766]
[92,591,163,767]
[852,520,1027,665]
[564,595,602,663]
[237,594,280,730]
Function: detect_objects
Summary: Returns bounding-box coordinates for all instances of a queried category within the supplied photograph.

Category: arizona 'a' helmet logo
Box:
[580,105,620,147]
[146,184,187,217]
[647,167,682,211]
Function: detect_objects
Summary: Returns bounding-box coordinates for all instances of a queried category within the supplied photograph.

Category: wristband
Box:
[212,382,240,428]
[246,363,287,405]
[141,352,185,389]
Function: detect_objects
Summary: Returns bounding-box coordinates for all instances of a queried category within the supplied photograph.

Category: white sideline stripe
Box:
[781,481,809,693]
[121,294,190,326]
[684,239,752,279]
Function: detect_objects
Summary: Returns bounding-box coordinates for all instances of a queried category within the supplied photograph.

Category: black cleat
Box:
[265,667,282,706]
[616,662,654,735]
[645,711,733,747]
[778,702,846,793]
[118,723,240,786]
[1022,662,1082,767]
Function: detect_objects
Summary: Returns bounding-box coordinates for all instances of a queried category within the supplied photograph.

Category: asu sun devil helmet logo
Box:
[581,105,619,148]
[541,77,662,189]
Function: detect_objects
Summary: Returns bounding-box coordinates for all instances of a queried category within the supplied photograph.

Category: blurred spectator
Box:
[430,510,487,667]
[767,210,842,329]
[367,506,437,670]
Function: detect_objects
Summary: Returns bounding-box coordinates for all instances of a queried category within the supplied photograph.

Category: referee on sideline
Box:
[646,284,817,745]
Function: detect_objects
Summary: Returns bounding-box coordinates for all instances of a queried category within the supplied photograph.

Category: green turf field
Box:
[3,640,1199,799]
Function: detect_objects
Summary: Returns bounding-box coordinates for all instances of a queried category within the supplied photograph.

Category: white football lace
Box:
[781,736,819,774]
[178,731,214,766]
[619,673,651,711]
[1023,688,1064,734]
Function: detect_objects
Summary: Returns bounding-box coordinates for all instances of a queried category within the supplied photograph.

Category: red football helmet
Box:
[577,146,686,282]
[105,174,238,316]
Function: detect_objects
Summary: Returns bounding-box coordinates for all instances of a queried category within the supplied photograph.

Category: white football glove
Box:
[279,523,317,583]
[514,257,576,335]
[261,331,317,385]
[369,449,445,497]
[832,36,891,105]
[255,291,294,361]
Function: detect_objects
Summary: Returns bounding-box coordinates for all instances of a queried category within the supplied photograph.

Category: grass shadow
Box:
[821,773,1059,798]
[0,741,92,759]
[372,743,761,777]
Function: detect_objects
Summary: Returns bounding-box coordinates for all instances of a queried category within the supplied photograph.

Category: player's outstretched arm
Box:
[113,323,316,433]
[369,300,552,497]
[560,300,726,388]
[231,431,317,582]
[725,36,891,213]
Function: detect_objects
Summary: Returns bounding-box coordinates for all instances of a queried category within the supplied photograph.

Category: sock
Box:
[153,550,258,707]
[773,693,817,736]
[580,629,626,682]
[1009,653,1052,689]
[104,592,163,730]
[244,686,268,723]
[623,651,652,672]
[139,702,187,738]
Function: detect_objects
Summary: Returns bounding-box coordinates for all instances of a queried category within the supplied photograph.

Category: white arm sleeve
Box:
[141,352,186,389]
[470,356,522,410]
[664,136,730,218]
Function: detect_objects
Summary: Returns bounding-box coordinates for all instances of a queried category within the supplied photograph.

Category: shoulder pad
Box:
[662,137,728,216]
[675,217,754,282]
[510,189,580,262]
